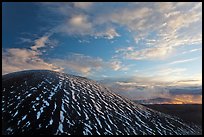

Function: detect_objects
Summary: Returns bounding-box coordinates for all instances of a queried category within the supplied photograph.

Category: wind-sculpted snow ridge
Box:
[2,70,202,135]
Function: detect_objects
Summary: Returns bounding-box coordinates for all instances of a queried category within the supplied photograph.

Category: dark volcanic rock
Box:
[2,70,202,135]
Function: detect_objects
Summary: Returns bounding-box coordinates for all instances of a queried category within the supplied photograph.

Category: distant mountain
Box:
[2,70,202,135]
[133,97,186,104]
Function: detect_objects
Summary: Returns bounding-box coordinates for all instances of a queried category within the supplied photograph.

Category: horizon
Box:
[2,2,202,104]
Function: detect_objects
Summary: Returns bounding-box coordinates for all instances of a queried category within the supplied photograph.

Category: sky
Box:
[2,2,202,104]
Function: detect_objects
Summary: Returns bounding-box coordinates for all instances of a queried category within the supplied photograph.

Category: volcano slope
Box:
[2,70,202,135]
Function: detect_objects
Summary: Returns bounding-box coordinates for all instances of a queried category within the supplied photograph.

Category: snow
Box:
[60,111,64,123]
[49,119,53,125]
[27,93,31,97]
[25,121,30,127]
[13,111,18,117]
[43,100,49,106]
[6,127,13,133]
[58,123,63,133]
[83,127,92,135]
[22,115,27,121]
[95,116,102,128]
[37,111,41,119]
[71,89,77,102]
[84,112,89,120]
[17,120,21,126]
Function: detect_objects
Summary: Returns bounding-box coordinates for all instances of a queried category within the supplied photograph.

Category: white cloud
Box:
[110,60,122,71]
[157,68,187,76]
[63,14,93,35]
[50,58,92,76]
[49,54,125,76]
[73,2,93,9]
[166,11,201,32]
[102,7,151,26]
[57,14,120,39]
[2,48,63,75]
[115,46,134,53]
[40,2,201,46]
[95,28,120,39]
[31,36,49,51]
[167,57,199,65]
[116,46,173,60]
[129,47,172,60]
[155,2,175,13]
[182,48,202,54]
[110,2,202,60]
[18,37,33,43]
[100,28,120,39]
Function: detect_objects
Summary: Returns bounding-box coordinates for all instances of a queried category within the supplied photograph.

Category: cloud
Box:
[68,14,93,35]
[50,54,103,76]
[40,2,201,42]
[49,54,125,76]
[101,75,202,103]
[55,14,98,37]
[169,87,202,95]
[157,68,187,76]
[50,58,92,76]
[182,48,202,54]
[115,46,134,53]
[115,46,173,60]
[110,60,122,71]
[110,2,201,60]
[18,37,33,44]
[155,2,175,13]
[166,10,201,32]
[2,48,63,75]
[167,57,199,65]
[99,64,202,103]
[96,28,120,39]
[97,7,151,26]
[73,2,93,9]
[3,32,62,75]
[109,83,170,100]
[56,14,120,39]
[31,36,49,51]
[39,2,201,50]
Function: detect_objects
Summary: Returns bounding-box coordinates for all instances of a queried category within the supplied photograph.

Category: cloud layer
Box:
[101,76,202,104]
[38,2,201,62]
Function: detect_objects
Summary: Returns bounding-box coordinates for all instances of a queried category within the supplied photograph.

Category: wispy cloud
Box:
[95,28,120,39]
[31,36,49,51]
[157,68,187,76]
[110,2,202,60]
[167,57,199,65]
[49,53,125,76]
[3,32,61,75]
[37,2,202,63]
[115,46,172,60]
[182,48,202,54]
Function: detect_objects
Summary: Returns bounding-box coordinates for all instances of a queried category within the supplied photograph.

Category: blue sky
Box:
[2,2,202,103]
